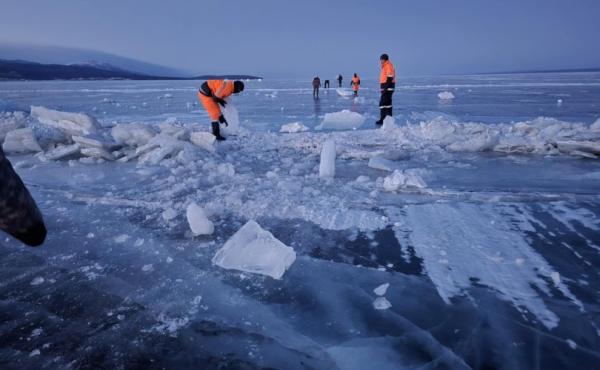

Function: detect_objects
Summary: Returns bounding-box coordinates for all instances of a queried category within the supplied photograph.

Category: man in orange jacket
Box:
[197,80,245,140]
[376,53,396,125]
[351,73,360,97]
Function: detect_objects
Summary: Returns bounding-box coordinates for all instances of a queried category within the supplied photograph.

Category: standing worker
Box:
[337,74,343,87]
[197,79,245,140]
[376,53,396,125]
[351,73,360,97]
[312,76,321,99]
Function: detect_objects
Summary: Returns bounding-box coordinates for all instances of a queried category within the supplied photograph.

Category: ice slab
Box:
[186,202,214,235]
[212,220,296,279]
[438,91,455,100]
[2,128,42,153]
[382,169,427,191]
[31,106,101,136]
[221,100,240,136]
[318,110,365,130]
[42,143,81,161]
[280,122,309,133]
[189,131,216,152]
[111,123,155,147]
[0,112,26,141]
[382,116,397,131]
[374,283,390,296]
[319,139,336,178]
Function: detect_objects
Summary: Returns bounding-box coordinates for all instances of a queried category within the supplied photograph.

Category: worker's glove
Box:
[218,114,228,127]
[213,97,227,107]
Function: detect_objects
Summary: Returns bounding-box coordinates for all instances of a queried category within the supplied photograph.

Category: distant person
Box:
[324,80,330,89]
[337,74,343,87]
[0,147,47,247]
[312,76,321,99]
[351,73,361,97]
[197,79,245,140]
[376,53,396,125]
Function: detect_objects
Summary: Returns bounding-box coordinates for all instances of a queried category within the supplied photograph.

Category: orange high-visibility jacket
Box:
[351,76,360,91]
[197,80,235,121]
[379,60,396,84]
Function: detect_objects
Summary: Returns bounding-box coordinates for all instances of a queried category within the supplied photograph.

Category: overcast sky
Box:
[1,0,599,77]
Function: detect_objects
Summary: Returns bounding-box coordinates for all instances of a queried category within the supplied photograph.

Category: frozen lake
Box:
[1,73,600,369]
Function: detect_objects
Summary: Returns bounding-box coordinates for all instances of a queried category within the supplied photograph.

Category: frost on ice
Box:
[212,220,296,279]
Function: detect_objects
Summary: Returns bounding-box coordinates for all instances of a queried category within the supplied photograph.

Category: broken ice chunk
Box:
[373,297,392,310]
[373,283,390,296]
[319,139,336,178]
[212,220,296,279]
[186,202,214,235]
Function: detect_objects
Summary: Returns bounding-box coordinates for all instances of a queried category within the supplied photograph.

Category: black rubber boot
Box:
[211,122,226,141]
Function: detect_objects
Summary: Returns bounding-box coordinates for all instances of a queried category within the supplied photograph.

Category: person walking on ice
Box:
[351,73,360,97]
[312,76,321,99]
[324,79,330,89]
[376,54,396,125]
[337,74,343,87]
[197,79,245,141]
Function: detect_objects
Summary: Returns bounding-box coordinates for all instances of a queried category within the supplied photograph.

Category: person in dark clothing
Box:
[312,77,321,99]
[376,54,396,125]
[337,74,343,87]
[0,147,47,246]
[324,80,330,89]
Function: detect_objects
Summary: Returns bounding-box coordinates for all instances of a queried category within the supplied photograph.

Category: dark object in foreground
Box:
[0,147,47,246]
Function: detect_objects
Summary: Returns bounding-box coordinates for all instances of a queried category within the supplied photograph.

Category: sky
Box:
[1,0,600,78]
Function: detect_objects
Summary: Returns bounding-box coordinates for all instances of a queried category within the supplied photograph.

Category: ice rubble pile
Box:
[0,106,223,163]
[438,91,455,100]
[377,116,600,158]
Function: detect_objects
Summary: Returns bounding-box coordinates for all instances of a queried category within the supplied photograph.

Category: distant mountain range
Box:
[0,59,261,81]
[0,43,261,81]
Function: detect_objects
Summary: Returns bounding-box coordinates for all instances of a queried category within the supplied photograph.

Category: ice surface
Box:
[2,127,42,153]
[186,202,214,235]
[1,76,600,369]
[336,88,354,97]
[317,110,365,130]
[280,122,309,133]
[212,220,296,279]
[438,91,455,100]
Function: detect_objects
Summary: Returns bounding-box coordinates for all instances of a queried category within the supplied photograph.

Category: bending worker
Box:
[197,80,245,140]
[376,53,396,125]
[351,73,360,97]
[337,74,343,87]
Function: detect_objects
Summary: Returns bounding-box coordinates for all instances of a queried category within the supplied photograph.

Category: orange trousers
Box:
[197,92,221,121]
